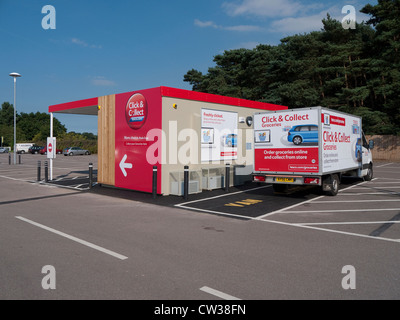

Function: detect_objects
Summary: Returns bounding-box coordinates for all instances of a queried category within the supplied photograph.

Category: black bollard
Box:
[44,161,49,183]
[9,153,11,165]
[225,163,230,193]
[18,154,21,165]
[152,166,157,199]
[89,163,93,189]
[37,161,41,181]
[183,166,189,201]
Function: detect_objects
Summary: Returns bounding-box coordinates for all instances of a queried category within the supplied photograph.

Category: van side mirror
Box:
[369,140,374,150]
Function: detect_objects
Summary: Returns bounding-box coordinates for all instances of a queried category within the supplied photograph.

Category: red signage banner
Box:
[255,147,319,173]
[115,88,162,193]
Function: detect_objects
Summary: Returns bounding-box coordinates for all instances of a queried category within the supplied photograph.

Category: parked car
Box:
[40,146,62,155]
[28,145,44,154]
[63,147,91,156]
[287,124,319,145]
[0,147,9,153]
[16,143,34,154]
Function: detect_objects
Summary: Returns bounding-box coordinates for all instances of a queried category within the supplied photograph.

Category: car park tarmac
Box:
[0,153,399,300]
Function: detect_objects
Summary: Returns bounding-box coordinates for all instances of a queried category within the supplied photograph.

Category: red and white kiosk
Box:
[49,86,287,195]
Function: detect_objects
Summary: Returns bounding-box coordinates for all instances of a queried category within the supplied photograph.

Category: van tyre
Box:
[323,174,339,196]
[364,164,373,181]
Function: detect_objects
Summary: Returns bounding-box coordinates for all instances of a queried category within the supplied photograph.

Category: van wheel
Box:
[293,136,302,145]
[364,164,373,181]
[323,174,339,196]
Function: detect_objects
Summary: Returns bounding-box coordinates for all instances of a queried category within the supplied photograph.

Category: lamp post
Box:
[9,72,21,165]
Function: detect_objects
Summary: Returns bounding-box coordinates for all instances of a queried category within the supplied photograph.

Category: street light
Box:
[9,72,21,165]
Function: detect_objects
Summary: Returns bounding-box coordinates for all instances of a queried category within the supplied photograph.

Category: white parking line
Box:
[294,221,400,226]
[376,163,393,168]
[260,218,400,244]
[176,185,271,207]
[350,186,400,189]
[176,205,255,220]
[359,182,400,184]
[285,208,400,213]
[311,199,400,203]
[0,175,31,182]
[256,180,373,220]
[199,286,241,300]
[338,192,400,195]
[375,177,400,181]
[15,216,128,260]
[255,195,325,220]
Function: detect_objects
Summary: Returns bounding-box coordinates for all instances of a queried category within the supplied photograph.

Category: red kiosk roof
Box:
[48,86,287,114]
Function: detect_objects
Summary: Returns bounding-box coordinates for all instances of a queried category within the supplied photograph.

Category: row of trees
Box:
[184,0,400,135]
[0,102,98,153]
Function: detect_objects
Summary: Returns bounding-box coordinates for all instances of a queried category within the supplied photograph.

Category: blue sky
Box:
[0,0,375,134]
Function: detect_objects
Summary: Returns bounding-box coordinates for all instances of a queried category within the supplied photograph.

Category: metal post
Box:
[18,154,21,165]
[13,78,16,165]
[183,165,189,201]
[44,161,48,183]
[50,113,54,181]
[225,163,230,193]
[89,162,93,189]
[152,166,157,199]
[37,161,41,181]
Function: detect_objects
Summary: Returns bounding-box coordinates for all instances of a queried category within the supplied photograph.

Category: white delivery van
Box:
[16,143,34,154]
[252,107,374,196]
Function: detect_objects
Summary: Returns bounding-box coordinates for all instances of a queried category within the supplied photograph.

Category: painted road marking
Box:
[260,218,400,244]
[294,220,400,226]
[338,192,400,195]
[255,180,374,220]
[225,199,263,207]
[15,216,128,260]
[0,175,32,182]
[176,185,271,207]
[351,186,400,189]
[307,199,400,203]
[200,286,241,300]
[376,163,393,168]
[285,208,400,213]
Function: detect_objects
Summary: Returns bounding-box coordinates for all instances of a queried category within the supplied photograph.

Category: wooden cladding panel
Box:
[98,95,115,186]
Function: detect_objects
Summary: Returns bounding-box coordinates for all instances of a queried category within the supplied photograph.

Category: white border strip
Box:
[286,208,400,213]
[200,286,241,300]
[16,216,128,260]
[294,220,400,226]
